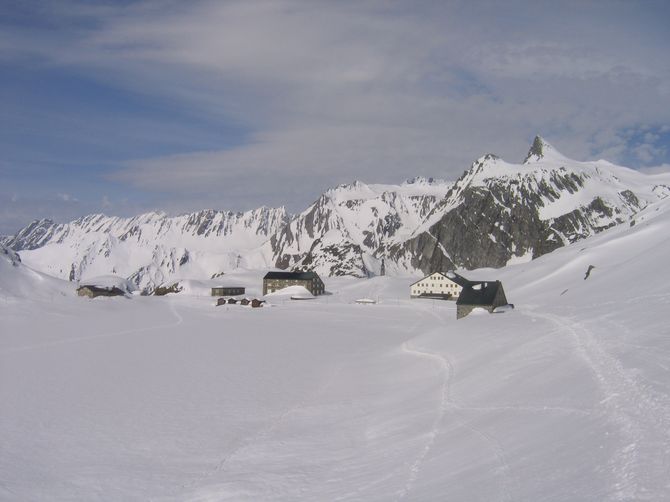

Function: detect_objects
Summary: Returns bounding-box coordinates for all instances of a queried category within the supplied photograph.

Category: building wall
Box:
[263,278,325,296]
[77,287,95,298]
[456,304,494,319]
[211,287,245,296]
[77,286,124,298]
[410,272,462,299]
[456,283,508,319]
[493,283,508,308]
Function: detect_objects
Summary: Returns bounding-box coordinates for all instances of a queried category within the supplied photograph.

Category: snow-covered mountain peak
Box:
[523,135,568,164]
[8,138,670,283]
[325,180,379,202]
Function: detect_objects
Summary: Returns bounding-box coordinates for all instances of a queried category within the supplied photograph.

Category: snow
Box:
[355,298,377,304]
[264,285,313,298]
[15,207,285,292]
[506,251,533,266]
[2,197,670,500]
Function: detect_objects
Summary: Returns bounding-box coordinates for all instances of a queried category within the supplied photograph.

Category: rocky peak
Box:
[403,176,436,186]
[523,135,568,164]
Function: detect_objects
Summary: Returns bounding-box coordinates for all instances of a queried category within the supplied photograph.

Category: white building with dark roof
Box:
[410,271,470,299]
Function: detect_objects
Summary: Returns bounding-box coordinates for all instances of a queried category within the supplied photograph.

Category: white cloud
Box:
[3,0,670,215]
[56,193,78,203]
[638,163,670,175]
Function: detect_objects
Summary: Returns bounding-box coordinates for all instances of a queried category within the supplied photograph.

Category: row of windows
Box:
[415,282,460,289]
[412,288,459,296]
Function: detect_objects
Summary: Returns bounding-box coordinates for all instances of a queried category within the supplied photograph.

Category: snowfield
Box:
[2,197,670,501]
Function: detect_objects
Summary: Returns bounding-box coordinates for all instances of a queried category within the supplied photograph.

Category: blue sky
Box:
[1,0,669,234]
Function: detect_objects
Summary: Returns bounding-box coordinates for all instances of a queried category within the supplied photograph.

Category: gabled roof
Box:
[263,271,321,280]
[456,281,503,306]
[410,271,470,287]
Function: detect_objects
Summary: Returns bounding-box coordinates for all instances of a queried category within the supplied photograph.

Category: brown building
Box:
[263,271,325,296]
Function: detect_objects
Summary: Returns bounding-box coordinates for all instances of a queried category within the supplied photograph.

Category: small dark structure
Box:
[77,285,126,298]
[211,286,245,296]
[456,281,508,319]
[216,297,227,306]
[227,298,238,305]
[263,271,325,296]
[239,298,250,306]
[251,299,265,308]
[154,283,182,296]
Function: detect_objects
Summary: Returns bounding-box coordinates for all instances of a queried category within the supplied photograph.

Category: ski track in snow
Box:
[395,308,516,502]
[0,299,184,355]
[526,307,670,500]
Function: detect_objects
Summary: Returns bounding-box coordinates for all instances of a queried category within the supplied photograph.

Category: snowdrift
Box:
[0,244,73,300]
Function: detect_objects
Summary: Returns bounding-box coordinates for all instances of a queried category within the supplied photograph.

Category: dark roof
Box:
[263,271,321,280]
[410,271,470,287]
[446,272,471,287]
[78,285,123,293]
[456,281,503,306]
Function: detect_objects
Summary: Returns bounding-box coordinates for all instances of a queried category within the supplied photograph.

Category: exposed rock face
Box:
[388,140,658,274]
[1,244,22,267]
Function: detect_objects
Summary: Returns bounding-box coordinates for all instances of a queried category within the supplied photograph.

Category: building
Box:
[456,281,508,319]
[77,285,126,298]
[211,286,245,296]
[263,271,325,296]
[410,271,470,299]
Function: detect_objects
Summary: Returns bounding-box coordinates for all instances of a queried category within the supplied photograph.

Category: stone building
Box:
[263,271,325,296]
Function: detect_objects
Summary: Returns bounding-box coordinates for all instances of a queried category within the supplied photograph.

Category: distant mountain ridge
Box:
[3,208,289,292]
[5,137,670,292]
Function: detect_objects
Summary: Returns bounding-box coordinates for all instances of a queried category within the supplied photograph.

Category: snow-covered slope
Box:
[266,177,450,277]
[2,194,670,500]
[7,208,288,293]
[0,244,73,301]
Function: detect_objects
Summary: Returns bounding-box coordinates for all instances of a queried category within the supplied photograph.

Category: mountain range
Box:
[4,136,670,293]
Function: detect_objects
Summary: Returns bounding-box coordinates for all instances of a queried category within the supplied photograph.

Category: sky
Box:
[1,0,670,235]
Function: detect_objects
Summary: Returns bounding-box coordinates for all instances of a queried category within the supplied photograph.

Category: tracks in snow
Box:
[395,310,516,502]
[527,308,670,500]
